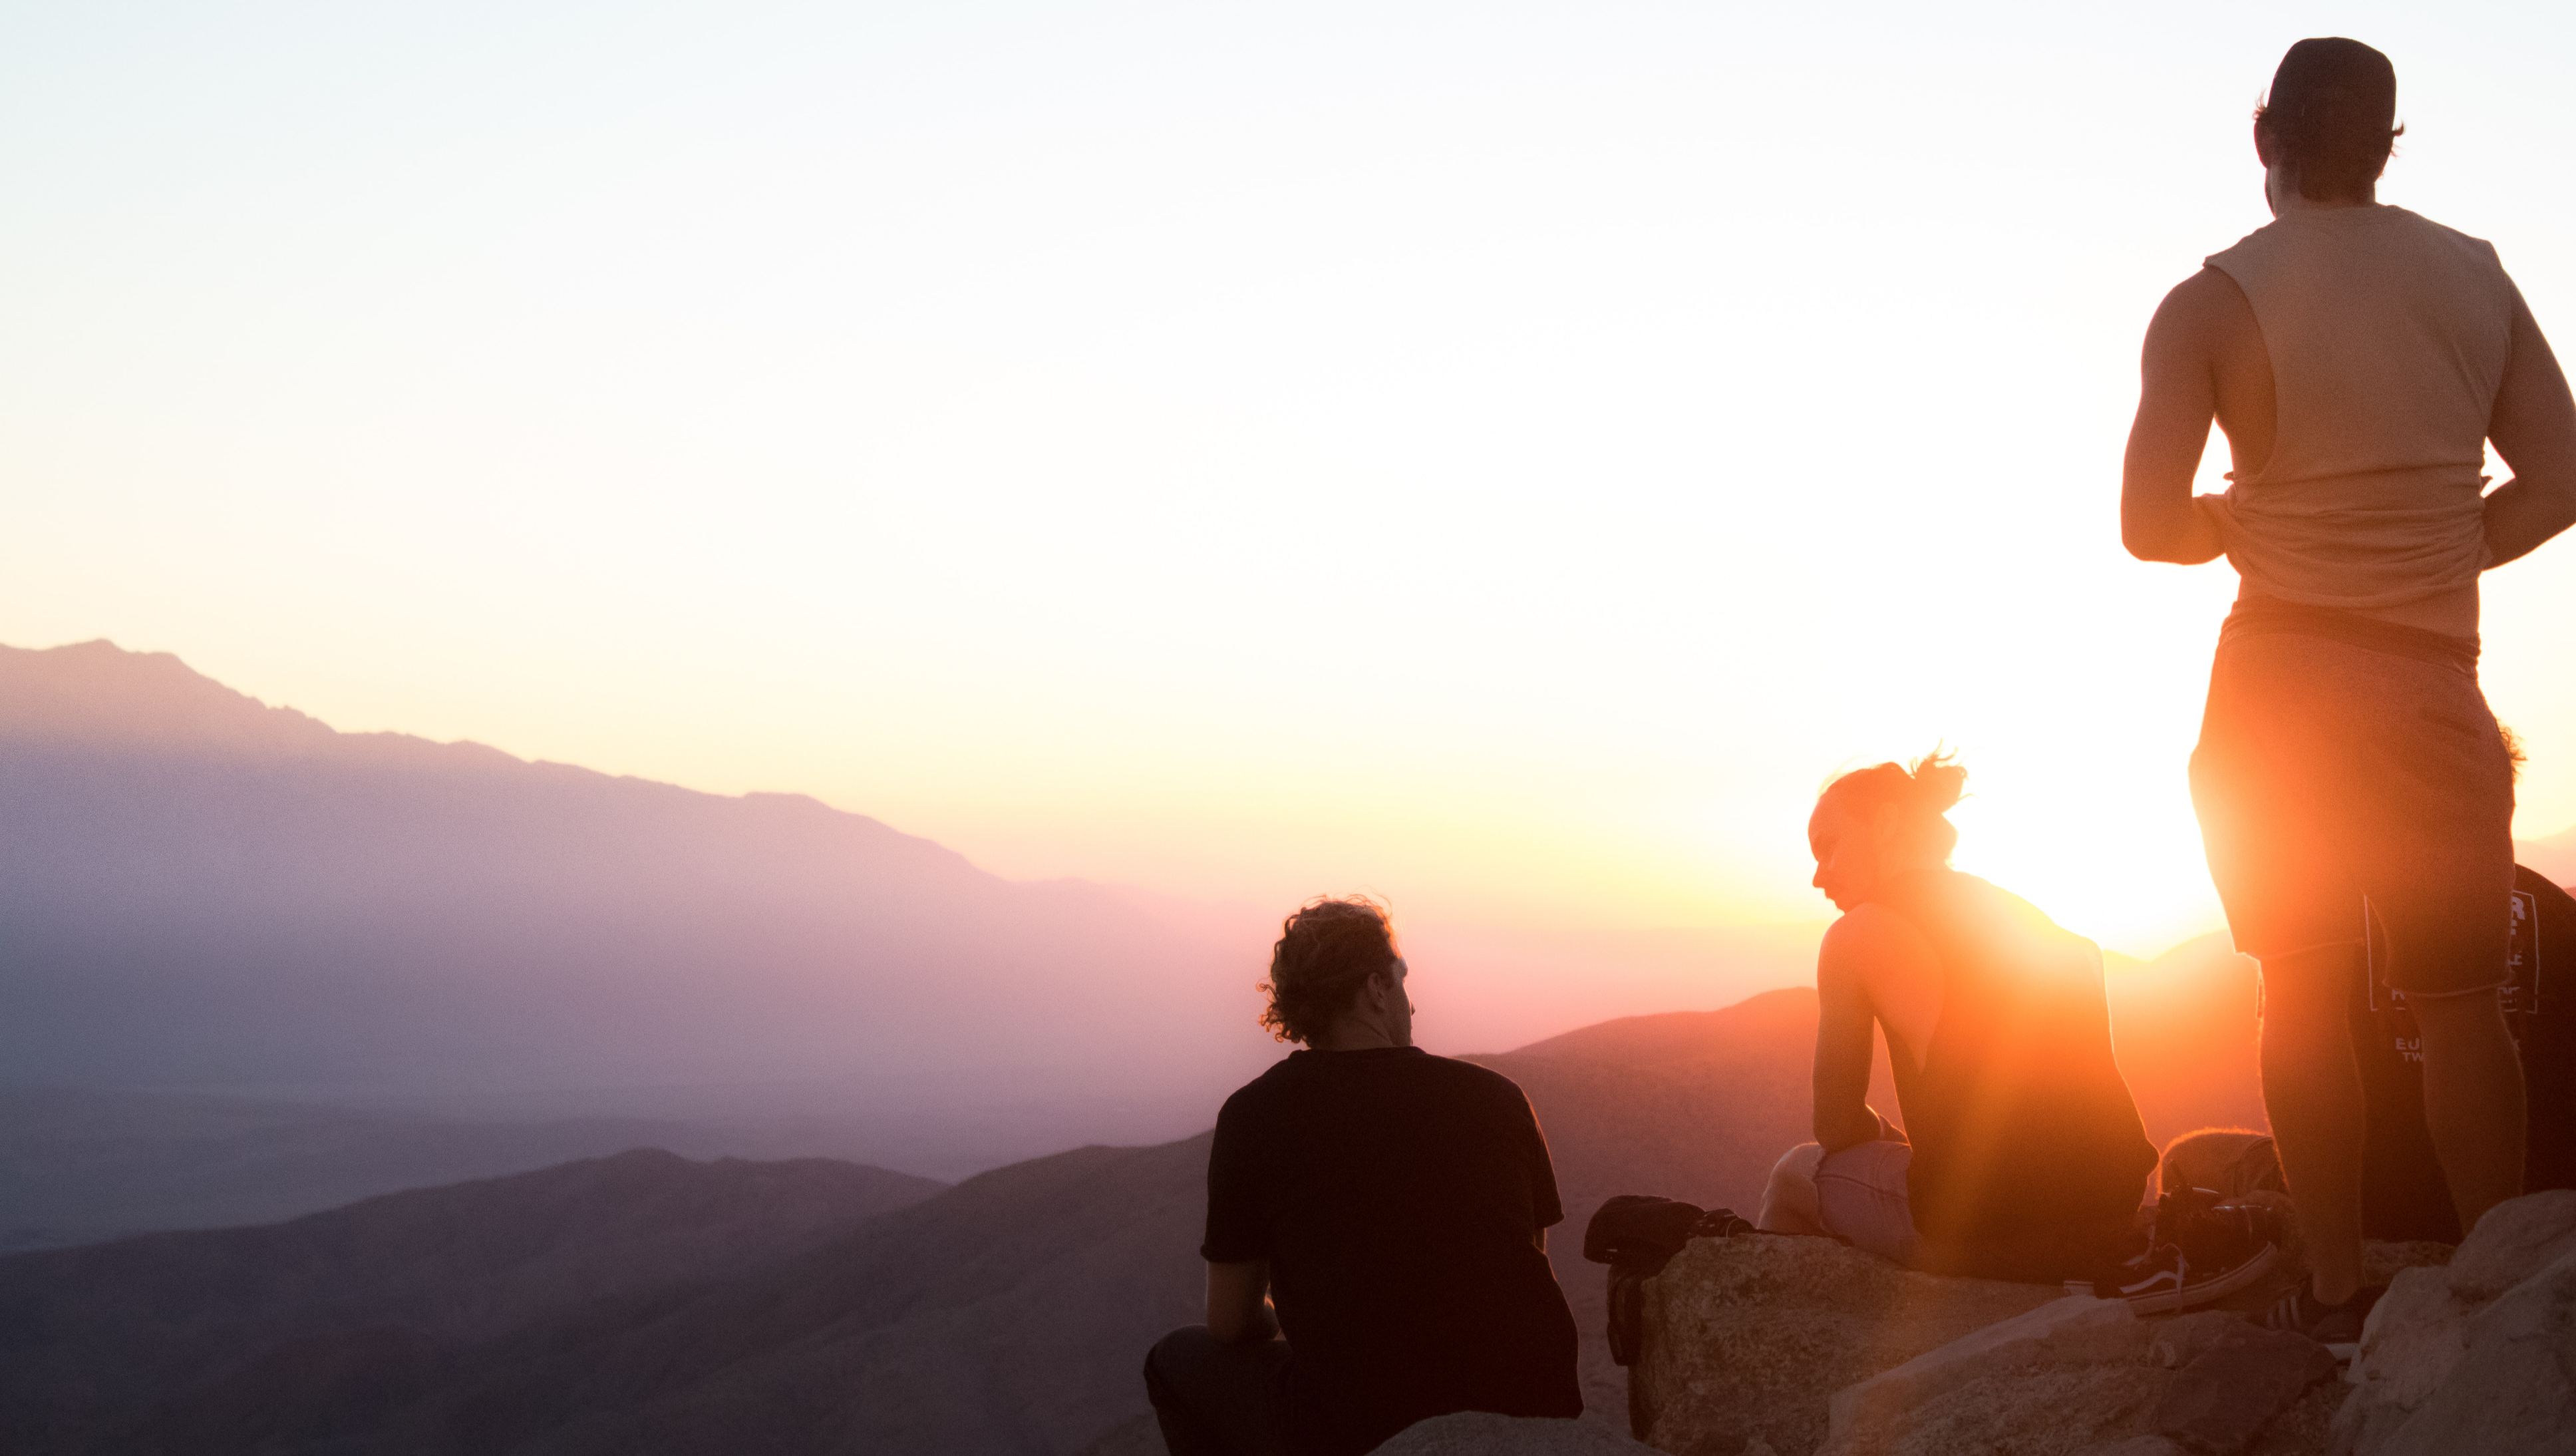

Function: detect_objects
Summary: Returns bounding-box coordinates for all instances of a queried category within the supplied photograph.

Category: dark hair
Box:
[2255,37,2402,203]
[1816,749,1968,861]
[1259,896,1399,1045]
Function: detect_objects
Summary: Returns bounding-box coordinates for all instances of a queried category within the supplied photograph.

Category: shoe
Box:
[2066,1190,2280,1312]
[1691,1207,1756,1239]
[2256,1278,2384,1360]
[2156,1186,2279,1277]
[2070,1236,2279,1312]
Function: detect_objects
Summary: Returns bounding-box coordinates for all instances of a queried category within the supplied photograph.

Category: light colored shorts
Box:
[1815,1139,1921,1267]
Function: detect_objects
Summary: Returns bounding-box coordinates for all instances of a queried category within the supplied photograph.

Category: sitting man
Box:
[1143,896,1582,1456]
[1758,755,2191,1288]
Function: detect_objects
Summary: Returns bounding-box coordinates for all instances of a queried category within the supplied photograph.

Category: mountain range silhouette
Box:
[0,639,1286,1205]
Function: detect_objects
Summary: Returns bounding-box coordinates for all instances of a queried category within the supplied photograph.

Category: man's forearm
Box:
[1208,1297,1277,1344]
[1205,1259,1278,1343]
[2484,474,2576,568]
[1223,1300,1278,1343]
[2123,490,2229,566]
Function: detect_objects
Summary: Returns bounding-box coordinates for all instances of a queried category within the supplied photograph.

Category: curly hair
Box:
[1258,896,1399,1045]
[1816,749,1969,861]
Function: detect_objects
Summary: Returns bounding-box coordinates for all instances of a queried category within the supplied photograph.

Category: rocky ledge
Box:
[1142,1190,2576,1456]
[1624,1194,2576,1456]
[2334,1188,2576,1456]
[1629,1232,2064,1455]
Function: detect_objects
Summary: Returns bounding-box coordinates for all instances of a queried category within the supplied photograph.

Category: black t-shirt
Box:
[1201,1046,1581,1456]
[2354,865,2576,1241]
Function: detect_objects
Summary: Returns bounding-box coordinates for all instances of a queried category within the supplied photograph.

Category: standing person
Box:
[2164,860,2576,1244]
[1756,756,2183,1290]
[2122,37,2576,1344]
[1142,897,1581,1456]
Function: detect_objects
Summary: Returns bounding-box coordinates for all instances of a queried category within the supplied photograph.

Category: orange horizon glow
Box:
[8,7,2576,982]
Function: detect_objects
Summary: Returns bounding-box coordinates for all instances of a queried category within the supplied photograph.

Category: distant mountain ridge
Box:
[0,639,1280,1164]
[0,960,2275,1456]
[5,988,1853,1456]
[0,1083,718,1252]
[0,1149,945,1453]
[2520,821,2576,889]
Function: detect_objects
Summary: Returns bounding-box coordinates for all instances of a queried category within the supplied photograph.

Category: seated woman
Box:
[1756,754,2168,1286]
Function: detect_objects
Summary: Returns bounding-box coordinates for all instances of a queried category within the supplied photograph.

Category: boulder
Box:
[1818,1297,2162,1456]
[2148,1324,2336,1453]
[2334,1190,2576,1455]
[1832,1360,2168,1456]
[2368,1248,2576,1456]
[2328,1265,2464,1454]
[2148,1312,2249,1369]
[1631,1228,2468,1456]
[1629,1234,2064,1455]
[1371,1411,1659,1454]
[2439,1189,2576,1301]
[1824,1296,2148,1451]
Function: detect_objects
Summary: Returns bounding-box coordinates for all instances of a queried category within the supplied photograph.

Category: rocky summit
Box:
[1615,1208,2555,1456]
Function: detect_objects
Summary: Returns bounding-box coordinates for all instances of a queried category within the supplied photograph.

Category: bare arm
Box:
[1206,1259,1277,1344]
[1812,916,1893,1153]
[2122,272,2234,566]
[2484,286,2576,568]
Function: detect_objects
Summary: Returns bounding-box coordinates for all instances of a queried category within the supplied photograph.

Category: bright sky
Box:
[7,1,2575,959]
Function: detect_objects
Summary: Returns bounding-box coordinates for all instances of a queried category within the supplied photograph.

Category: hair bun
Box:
[1907,750,1967,815]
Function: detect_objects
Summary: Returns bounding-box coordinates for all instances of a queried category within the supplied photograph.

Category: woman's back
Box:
[1874,868,2158,1275]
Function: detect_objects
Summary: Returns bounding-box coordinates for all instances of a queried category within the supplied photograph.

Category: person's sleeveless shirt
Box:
[2203,206,2517,612]
[1871,870,2157,1265]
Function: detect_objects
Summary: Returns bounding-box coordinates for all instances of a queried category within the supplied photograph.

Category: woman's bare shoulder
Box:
[1819,904,1939,979]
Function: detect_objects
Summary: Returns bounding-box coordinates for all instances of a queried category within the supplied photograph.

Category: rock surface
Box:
[1631,1233,2066,1455]
[2147,1310,2248,1369]
[1826,1334,2167,1453]
[1637,1233,2462,1456]
[2149,1324,2335,1453]
[2335,1189,2576,1456]
[1373,1411,1659,1454]
[2371,1248,2576,1456]
[1824,1296,2150,1453]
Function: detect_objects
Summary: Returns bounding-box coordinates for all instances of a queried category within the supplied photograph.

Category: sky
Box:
[7,1,2576,960]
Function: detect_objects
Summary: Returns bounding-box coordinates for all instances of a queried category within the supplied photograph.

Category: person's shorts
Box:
[1814,1139,1920,1266]
[2189,611,2515,996]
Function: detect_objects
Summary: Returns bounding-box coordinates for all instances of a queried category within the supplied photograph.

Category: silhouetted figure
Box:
[1143,897,1581,1456]
[2122,37,2576,1346]
[2166,856,2576,1243]
[1756,755,2163,1285]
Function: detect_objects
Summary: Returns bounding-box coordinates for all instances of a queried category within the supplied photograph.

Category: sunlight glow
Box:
[6,2,2574,971]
